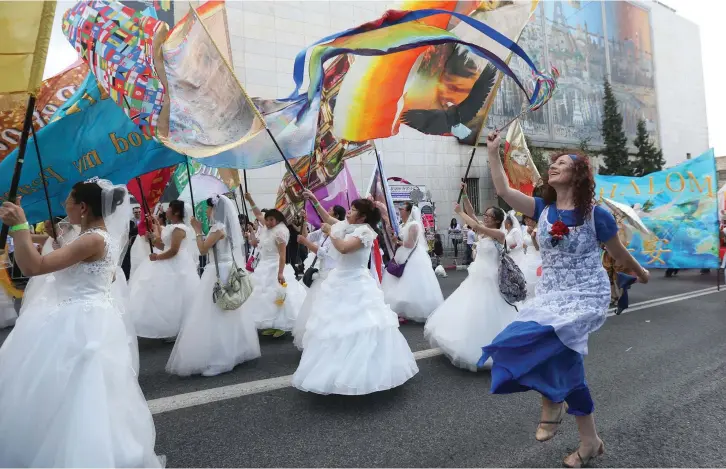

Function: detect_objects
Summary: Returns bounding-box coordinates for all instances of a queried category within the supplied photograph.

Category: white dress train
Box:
[292,222,419,395]
[381,218,443,322]
[246,224,306,331]
[293,229,334,350]
[129,224,200,339]
[0,229,160,467]
[0,290,15,329]
[424,237,518,371]
[166,223,261,377]
[522,228,542,299]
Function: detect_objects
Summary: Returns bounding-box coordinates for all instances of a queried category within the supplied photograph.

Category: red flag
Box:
[372,238,383,282]
[127,167,175,235]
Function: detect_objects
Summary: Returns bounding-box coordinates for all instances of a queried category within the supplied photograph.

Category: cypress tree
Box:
[632,119,666,176]
[600,80,631,175]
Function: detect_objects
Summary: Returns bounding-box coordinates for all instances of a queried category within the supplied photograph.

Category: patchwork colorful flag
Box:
[62,1,168,137]
[0,60,87,162]
[503,119,541,196]
[62,1,266,157]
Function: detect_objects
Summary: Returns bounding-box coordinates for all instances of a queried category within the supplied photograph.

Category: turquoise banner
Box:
[595,149,719,269]
[0,73,185,223]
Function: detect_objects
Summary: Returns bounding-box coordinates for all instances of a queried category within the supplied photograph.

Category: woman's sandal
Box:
[563,441,605,468]
[535,402,568,442]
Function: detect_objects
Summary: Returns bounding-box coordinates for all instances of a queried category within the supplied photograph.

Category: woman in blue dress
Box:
[480,131,650,467]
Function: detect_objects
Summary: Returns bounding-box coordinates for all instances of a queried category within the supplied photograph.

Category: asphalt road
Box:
[1,269,725,467]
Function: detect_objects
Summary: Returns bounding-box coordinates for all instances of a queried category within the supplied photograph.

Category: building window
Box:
[464,177,480,214]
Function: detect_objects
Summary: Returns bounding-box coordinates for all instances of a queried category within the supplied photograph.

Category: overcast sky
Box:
[43,0,724,156]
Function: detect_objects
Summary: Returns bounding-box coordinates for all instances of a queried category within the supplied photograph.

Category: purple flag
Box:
[305,163,359,228]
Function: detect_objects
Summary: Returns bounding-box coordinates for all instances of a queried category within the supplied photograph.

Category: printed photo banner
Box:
[0,73,184,223]
[503,119,541,196]
[595,149,719,269]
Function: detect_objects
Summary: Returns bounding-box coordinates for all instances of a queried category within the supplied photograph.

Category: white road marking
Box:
[148,287,724,415]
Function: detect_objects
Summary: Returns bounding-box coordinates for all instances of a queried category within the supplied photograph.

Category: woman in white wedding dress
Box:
[293,202,346,350]
[292,198,419,395]
[243,192,306,337]
[0,180,161,467]
[504,210,526,269]
[381,202,443,322]
[167,195,261,377]
[129,200,199,340]
[424,189,518,371]
[521,215,542,299]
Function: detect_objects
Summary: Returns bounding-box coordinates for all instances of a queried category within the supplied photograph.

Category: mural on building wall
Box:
[605,0,659,143]
[482,0,658,149]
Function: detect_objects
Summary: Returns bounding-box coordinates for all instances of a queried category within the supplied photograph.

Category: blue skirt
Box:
[479,321,594,416]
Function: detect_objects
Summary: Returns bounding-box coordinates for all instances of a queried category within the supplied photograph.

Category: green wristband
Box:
[461,194,468,199]
[10,222,30,232]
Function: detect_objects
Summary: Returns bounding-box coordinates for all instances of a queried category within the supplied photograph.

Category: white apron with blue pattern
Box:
[516,205,611,355]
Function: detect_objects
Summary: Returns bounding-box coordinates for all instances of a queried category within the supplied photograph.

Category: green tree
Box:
[632,119,665,176]
[600,79,631,175]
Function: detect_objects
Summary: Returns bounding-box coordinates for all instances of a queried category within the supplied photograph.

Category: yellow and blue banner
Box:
[595,149,719,269]
[0,73,184,223]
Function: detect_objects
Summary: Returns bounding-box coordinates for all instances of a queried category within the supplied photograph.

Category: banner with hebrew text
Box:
[595,149,719,269]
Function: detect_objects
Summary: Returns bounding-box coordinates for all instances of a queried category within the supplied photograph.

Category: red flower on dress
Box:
[549,220,570,246]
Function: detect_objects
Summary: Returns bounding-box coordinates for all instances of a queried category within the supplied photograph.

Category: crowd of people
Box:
[0,130,652,467]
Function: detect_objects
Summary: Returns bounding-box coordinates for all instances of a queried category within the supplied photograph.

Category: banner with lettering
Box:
[0,73,185,223]
[595,149,719,269]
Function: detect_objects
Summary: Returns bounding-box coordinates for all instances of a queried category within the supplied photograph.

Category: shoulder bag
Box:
[212,231,254,311]
[496,239,527,306]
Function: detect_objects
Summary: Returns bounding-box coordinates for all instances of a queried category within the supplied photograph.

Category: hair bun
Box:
[109,187,126,214]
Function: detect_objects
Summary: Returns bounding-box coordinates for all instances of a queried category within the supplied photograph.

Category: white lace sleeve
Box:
[273,224,289,245]
[349,225,377,248]
[208,222,225,234]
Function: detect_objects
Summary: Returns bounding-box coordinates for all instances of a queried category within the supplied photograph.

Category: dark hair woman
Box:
[448,217,462,258]
[480,131,649,467]
[381,201,443,323]
[292,190,418,395]
[425,193,517,372]
[240,192,306,338]
[128,198,199,341]
[0,180,162,466]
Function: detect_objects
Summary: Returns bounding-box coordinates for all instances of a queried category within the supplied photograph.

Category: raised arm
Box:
[191,218,224,256]
[603,236,649,284]
[244,192,265,223]
[454,204,505,244]
[486,131,536,217]
[0,202,105,276]
[459,182,479,221]
[303,190,338,226]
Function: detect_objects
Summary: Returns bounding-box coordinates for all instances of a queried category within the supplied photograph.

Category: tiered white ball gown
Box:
[522,229,542,299]
[18,236,139,372]
[381,219,443,322]
[129,224,200,339]
[505,226,526,270]
[130,233,159,279]
[293,229,334,350]
[167,223,261,377]
[424,237,518,371]
[292,222,419,395]
[0,289,15,329]
[0,229,161,467]
[246,224,306,331]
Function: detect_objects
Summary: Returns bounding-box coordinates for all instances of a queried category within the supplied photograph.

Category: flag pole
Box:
[135,177,155,251]
[266,128,304,188]
[29,124,57,240]
[0,95,37,253]
[184,157,196,209]
[457,147,477,204]
[241,170,250,257]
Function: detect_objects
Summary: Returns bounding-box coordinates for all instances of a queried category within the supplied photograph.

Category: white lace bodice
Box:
[161,223,195,260]
[330,222,377,271]
[208,223,232,263]
[257,224,289,262]
[55,229,116,304]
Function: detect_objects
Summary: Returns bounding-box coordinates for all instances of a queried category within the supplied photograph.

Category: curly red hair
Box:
[541,151,595,220]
